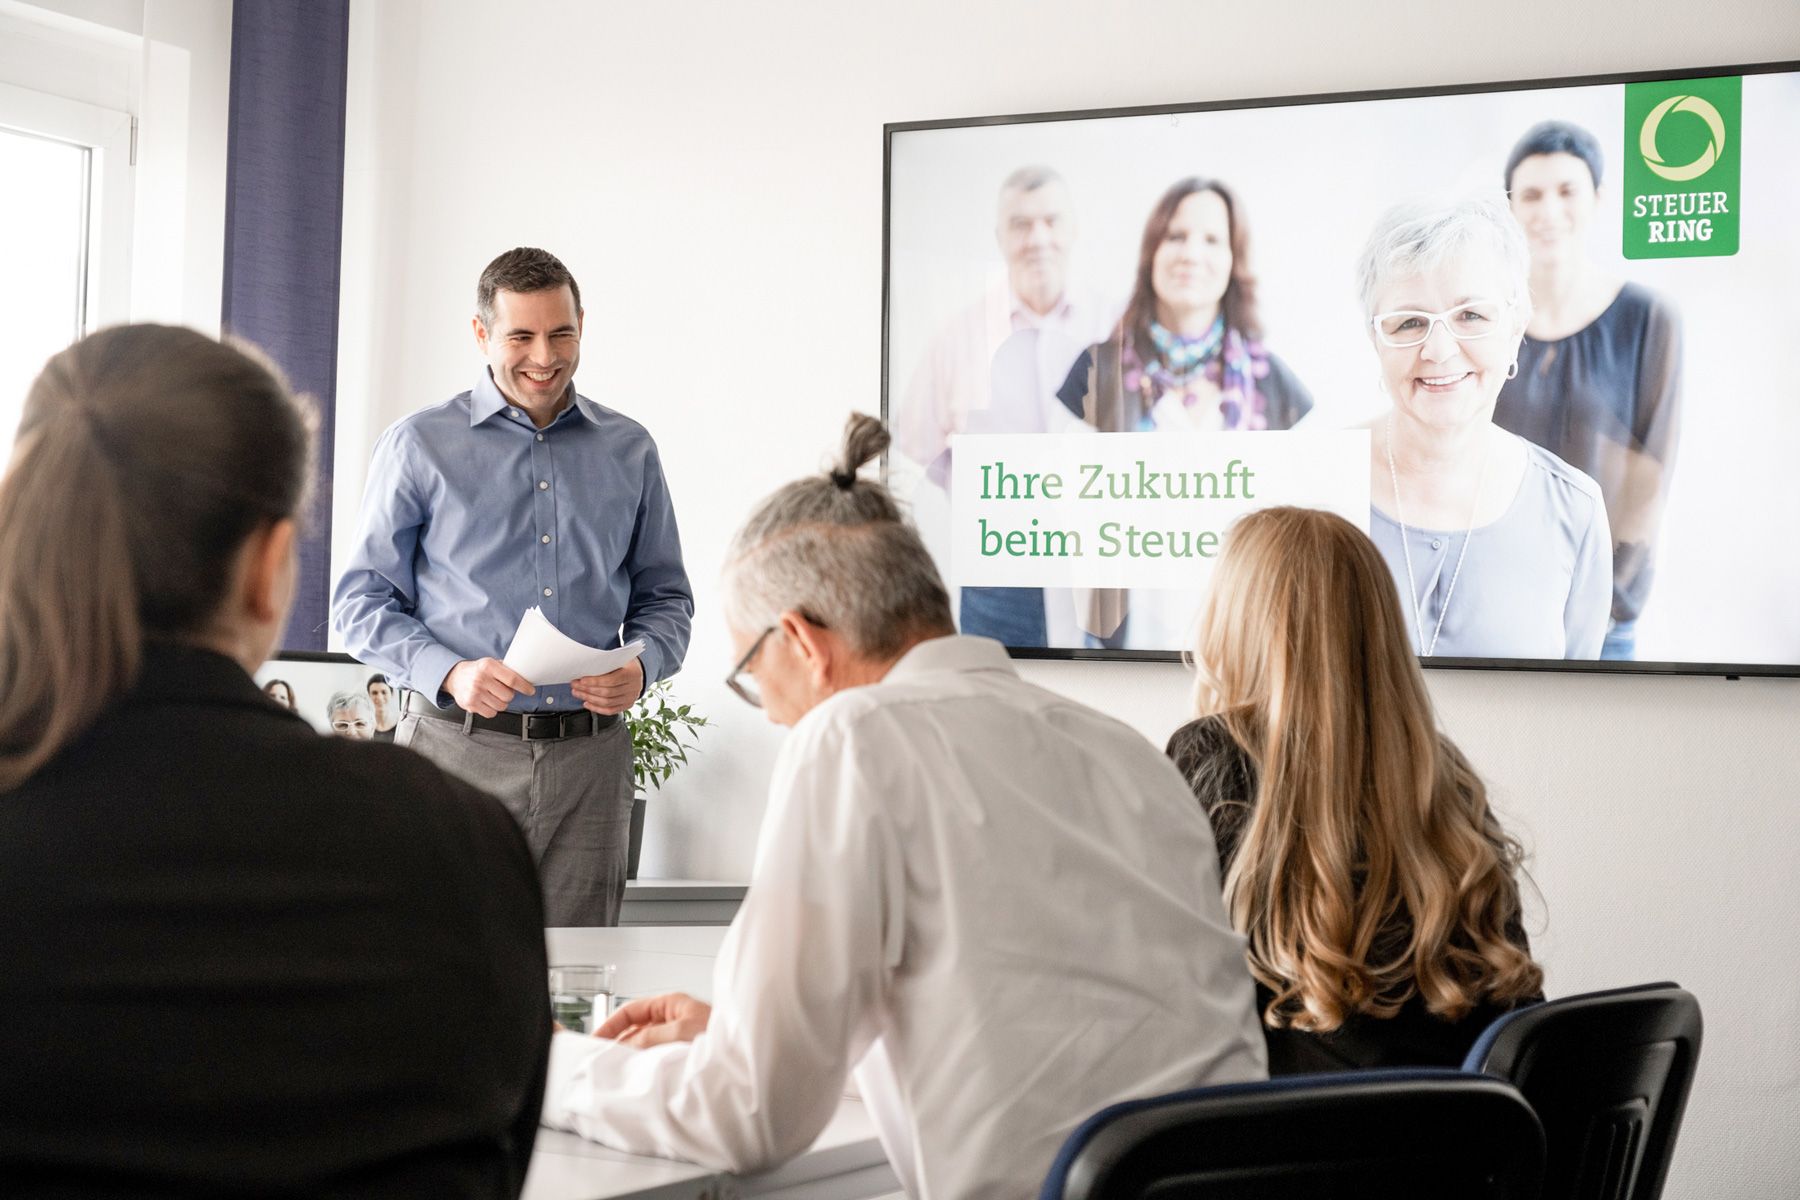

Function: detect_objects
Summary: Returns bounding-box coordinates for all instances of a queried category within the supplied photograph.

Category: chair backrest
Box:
[1041,1068,1544,1200]
[1464,982,1703,1200]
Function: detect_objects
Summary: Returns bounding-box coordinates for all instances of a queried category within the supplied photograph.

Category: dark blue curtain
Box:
[221,0,352,651]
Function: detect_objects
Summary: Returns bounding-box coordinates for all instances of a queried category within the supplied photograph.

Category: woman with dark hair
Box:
[1056,177,1312,649]
[262,678,297,710]
[1168,506,1544,1073]
[0,326,548,1195]
[1498,120,1683,660]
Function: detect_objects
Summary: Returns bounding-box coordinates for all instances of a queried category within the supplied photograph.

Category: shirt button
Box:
[543,587,553,596]
[538,480,549,490]
[536,433,544,442]
[1430,538,1443,550]
[545,695,556,705]
[541,534,551,544]
[510,408,520,418]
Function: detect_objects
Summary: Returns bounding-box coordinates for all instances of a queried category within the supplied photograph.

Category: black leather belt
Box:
[403,690,620,740]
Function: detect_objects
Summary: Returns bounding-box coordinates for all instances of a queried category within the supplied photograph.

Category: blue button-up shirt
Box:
[332,370,693,711]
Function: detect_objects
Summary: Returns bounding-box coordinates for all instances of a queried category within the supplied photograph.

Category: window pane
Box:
[0,127,88,472]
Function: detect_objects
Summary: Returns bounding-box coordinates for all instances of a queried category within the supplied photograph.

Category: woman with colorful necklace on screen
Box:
[1167,505,1545,1072]
[1496,120,1683,662]
[1056,176,1312,650]
[1358,193,1611,661]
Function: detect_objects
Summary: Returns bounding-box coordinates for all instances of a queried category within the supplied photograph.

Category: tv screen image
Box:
[883,62,1800,674]
[254,654,401,742]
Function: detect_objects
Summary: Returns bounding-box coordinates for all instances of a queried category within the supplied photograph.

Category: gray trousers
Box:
[396,713,634,926]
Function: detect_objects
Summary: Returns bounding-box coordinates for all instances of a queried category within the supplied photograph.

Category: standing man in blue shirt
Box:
[334,247,692,926]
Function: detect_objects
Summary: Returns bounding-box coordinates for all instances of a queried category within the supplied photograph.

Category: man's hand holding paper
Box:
[571,658,645,716]
[499,605,648,714]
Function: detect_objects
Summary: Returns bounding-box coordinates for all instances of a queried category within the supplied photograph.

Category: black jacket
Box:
[0,642,550,1197]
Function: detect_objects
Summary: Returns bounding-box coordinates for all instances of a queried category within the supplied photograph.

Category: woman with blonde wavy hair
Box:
[1166,505,1543,1072]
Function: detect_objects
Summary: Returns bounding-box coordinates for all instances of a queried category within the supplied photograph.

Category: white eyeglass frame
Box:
[1370,297,1514,349]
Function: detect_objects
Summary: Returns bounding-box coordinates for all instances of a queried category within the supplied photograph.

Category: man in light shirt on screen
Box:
[895,165,1115,650]
[539,415,1266,1200]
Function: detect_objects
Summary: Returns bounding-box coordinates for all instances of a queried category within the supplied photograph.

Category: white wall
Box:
[335,3,1800,1196]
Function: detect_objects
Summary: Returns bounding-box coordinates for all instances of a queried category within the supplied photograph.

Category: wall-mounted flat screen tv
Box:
[883,61,1800,676]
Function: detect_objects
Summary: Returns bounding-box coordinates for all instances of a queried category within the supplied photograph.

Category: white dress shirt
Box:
[540,636,1267,1199]
[894,282,1116,471]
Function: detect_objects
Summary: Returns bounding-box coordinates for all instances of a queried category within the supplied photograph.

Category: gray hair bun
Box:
[830,413,889,489]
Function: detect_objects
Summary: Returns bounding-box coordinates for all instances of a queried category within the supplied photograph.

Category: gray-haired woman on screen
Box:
[1357,193,1611,661]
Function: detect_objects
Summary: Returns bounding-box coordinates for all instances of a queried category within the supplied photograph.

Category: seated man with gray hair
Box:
[539,415,1266,1199]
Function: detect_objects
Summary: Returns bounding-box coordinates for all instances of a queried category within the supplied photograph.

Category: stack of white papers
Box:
[501,607,645,685]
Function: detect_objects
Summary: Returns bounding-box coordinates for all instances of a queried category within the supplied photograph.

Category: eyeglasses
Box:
[1370,298,1511,348]
[725,626,777,709]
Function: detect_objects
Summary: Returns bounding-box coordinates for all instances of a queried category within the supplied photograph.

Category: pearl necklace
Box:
[1385,414,1491,658]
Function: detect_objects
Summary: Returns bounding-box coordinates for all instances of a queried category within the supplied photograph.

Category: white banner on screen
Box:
[950,430,1371,588]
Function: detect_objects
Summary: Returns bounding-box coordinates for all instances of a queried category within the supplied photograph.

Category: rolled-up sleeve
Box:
[332,427,462,699]
[540,717,902,1172]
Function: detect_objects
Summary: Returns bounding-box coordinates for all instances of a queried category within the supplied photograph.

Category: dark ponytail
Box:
[0,325,312,789]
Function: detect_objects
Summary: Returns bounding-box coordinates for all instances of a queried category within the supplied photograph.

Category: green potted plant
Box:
[624,680,708,879]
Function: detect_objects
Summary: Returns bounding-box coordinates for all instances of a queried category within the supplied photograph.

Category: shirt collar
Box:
[470,369,606,430]
[882,634,1017,684]
[1009,290,1075,331]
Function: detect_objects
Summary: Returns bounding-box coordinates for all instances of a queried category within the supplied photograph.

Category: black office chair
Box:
[1463,982,1703,1200]
[1040,1068,1544,1200]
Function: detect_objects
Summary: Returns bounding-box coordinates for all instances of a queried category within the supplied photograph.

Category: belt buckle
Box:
[521,713,558,742]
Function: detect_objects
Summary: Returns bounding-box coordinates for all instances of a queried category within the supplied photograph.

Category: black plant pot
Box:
[625,795,647,880]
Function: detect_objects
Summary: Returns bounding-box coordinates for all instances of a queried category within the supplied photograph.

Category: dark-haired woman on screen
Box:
[1167,505,1544,1073]
[1056,177,1312,650]
[0,326,548,1195]
[1497,120,1683,661]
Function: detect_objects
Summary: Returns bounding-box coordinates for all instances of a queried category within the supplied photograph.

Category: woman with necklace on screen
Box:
[1358,193,1611,661]
[1055,176,1312,651]
[0,325,548,1195]
[1166,505,1545,1072]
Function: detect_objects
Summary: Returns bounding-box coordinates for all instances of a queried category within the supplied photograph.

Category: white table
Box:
[526,927,901,1200]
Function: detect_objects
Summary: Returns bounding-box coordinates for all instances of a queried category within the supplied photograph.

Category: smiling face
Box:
[366,679,394,720]
[996,181,1074,314]
[1509,152,1600,266]
[1151,189,1233,330]
[329,706,373,739]
[474,285,583,418]
[1371,247,1525,433]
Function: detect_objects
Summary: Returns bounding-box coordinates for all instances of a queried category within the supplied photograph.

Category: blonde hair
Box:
[1192,507,1542,1031]
[0,325,313,791]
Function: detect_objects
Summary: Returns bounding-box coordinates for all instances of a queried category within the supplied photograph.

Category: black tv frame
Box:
[880,58,1800,680]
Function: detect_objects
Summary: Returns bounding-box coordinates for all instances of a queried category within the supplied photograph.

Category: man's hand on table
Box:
[445,658,535,718]
[571,657,644,716]
[594,991,712,1049]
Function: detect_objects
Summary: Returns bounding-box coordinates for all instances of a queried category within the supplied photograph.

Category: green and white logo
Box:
[1623,76,1741,259]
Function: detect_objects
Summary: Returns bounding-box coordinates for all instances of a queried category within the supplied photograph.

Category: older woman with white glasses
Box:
[1357,194,1611,660]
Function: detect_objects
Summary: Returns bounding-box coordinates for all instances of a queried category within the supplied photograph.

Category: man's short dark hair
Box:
[476,247,583,329]
[1504,120,1604,192]
[366,673,389,693]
